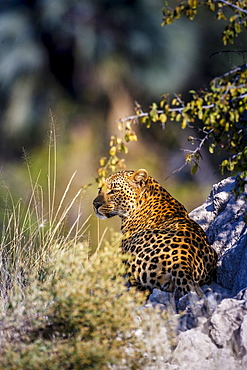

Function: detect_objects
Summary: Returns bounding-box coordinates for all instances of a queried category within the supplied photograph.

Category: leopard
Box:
[93,168,217,296]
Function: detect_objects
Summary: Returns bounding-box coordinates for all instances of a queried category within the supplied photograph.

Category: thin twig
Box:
[216,0,247,15]
[213,64,247,80]
[230,93,247,102]
[164,162,188,181]
[116,105,215,126]
[210,50,247,59]
[164,128,213,180]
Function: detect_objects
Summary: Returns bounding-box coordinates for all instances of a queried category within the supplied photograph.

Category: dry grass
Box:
[0,119,153,369]
[0,119,90,302]
[0,119,183,369]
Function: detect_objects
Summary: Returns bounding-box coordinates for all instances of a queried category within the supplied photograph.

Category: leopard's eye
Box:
[107,189,115,195]
[107,188,121,195]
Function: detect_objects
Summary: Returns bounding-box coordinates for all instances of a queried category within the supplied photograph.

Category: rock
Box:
[209,297,247,349]
[171,328,241,370]
[148,288,174,307]
[142,176,247,369]
[240,315,247,354]
[189,175,247,295]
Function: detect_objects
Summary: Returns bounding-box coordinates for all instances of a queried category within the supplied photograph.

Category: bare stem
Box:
[216,0,247,15]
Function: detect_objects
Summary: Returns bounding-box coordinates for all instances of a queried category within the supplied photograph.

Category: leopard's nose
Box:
[93,201,101,211]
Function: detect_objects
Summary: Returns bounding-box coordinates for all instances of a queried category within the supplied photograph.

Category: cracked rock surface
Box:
[189,176,247,295]
[144,176,247,369]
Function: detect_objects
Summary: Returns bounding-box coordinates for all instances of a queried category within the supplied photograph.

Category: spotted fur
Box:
[93,169,217,295]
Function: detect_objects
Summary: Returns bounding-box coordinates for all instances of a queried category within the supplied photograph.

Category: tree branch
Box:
[210,50,247,59]
[216,0,247,15]
[116,104,215,125]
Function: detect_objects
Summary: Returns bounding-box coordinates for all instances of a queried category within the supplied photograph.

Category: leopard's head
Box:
[93,169,148,219]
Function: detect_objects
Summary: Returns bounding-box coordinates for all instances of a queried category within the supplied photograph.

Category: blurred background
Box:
[0,0,246,246]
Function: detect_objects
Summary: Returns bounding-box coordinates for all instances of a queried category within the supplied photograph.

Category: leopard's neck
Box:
[120,184,188,237]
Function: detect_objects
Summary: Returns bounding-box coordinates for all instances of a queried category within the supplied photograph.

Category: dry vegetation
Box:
[0,185,173,369]
[0,122,244,370]
[0,125,176,369]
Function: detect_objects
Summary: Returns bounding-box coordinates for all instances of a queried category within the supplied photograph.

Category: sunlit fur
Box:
[93,169,217,295]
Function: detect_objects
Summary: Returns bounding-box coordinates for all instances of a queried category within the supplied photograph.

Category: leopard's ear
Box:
[131,169,148,187]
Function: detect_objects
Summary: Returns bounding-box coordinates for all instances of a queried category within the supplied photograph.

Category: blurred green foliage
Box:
[0,241,149,369]
[96,0,247,196]
[1,0,247,234]
[0,0,197,152]
[0,3,246,367]
[162,0,247,45]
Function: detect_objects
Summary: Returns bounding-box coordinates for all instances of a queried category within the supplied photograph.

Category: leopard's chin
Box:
[94,207,119,219]
[95,212,108,220]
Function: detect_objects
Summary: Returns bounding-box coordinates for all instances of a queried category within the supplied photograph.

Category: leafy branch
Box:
[96,0,247,195]
[96,63,247,188]
[217,0,247,15]
[162,0,247,44]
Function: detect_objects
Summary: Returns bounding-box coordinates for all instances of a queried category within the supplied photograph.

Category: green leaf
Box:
[191,163,198,175]
[209,144,214,154]
[221,159,229,167]
[109,146,116,156]
[181,118,187,129]
[159,113,167,123]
